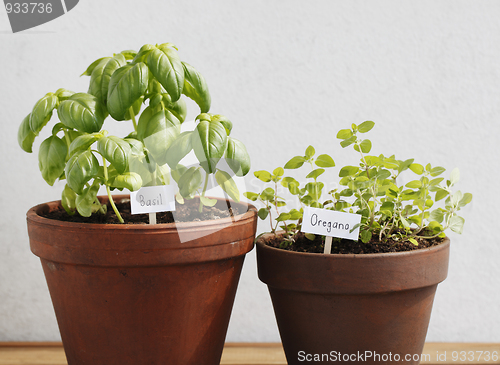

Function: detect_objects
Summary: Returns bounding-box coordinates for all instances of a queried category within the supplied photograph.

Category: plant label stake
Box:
[149,213,157,225]
[301,206,362,254]
[130,185,176,224]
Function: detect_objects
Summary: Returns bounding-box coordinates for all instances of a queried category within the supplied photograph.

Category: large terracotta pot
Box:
[257,234,450,365]
[27,195,257,365]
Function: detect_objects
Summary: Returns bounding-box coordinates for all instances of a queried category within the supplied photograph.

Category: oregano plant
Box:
[245,121,472,248]
[18,43,250,223]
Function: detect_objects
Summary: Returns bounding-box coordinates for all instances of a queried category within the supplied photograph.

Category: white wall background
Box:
[0,0,498,343]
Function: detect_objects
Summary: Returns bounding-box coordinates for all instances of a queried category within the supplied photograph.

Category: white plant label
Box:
[130,185,176,215]
[301,206,361,241]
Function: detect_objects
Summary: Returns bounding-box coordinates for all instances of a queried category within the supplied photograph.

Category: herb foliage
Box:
[245,122,472,246]
[19,43,250,222]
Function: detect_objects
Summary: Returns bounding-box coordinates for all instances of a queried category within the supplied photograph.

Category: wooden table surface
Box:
[0,342,499,364]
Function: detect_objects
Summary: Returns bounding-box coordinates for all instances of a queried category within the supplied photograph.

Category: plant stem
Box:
[63,130,72,157]
[102,156,124,223]
[355,141,378,225]
[129,106,138,132]
[106,185,124,223]
[273,180,289,233]
[96,197,107,214]
[265,202,274,234]
[150,169,157,186]
[274,180,280,217]
[198,171,209,213]
[309,160,319,204]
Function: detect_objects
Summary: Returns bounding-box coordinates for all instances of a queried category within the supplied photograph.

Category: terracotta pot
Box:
[27,195,257,365]
[257,234,450,365]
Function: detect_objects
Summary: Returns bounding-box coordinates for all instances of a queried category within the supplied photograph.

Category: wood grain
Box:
[0,342,498,365]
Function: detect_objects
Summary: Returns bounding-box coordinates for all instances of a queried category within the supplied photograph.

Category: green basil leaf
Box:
[97,136,131,174]
[137,109,181,165]
[225,137,250,176]
[65,150,99,194]
[81,57,108,76]
[211,115,232,135]
[110,172,142,191]
[55,88,75,102]
[61,184,77,215]
[132,44,155,64]
[88,54,127,106]
[29,93,58,135]
[161,93,187,123]
[51,123,65,135]
[69,134,100,157]
[148,92,163,109]
[66,129,84,143]
[165,131,193,168]
[196,113,211,122]
[18,114,36,153]
[38,135,68,186]
[107,63,149,121]
[146,44,184,102]
[58,93,106,133]
[123,96,144,120]
[171,164,187,184]
[178,167,202,198]
[136,105,157,127]
[75,180,101,217]
[192,120,228,174]
[215,169,240,202]
[124,138,145,157]
[200,196,217,207]
[182,61,211,113]
[120,49,137,60]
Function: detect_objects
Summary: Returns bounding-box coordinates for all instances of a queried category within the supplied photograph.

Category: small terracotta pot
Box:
[257,234,450,365]
[27,195,257,365]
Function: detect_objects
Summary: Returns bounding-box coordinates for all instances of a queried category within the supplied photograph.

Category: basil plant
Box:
[18,43,250,223]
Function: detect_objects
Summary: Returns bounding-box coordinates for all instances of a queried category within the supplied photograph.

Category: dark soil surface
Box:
[42,198,245,224]
[264,231,445,254]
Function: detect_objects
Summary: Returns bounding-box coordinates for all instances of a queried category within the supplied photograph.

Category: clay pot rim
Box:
[256,232,450,260]
[27,194,257,232]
